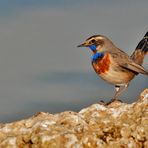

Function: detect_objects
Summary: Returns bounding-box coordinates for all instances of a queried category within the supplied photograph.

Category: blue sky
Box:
[0,0,147,122]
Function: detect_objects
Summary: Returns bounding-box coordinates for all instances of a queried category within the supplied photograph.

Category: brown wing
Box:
[121,62,148,75]
[109,49,148,75]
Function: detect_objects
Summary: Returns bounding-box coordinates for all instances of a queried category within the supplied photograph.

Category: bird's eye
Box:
[91,39,96,44]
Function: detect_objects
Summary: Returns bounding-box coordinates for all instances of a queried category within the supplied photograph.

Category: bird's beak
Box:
[77,42,87,47]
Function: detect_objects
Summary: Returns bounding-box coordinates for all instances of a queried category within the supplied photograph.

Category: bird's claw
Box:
[106,98,123,105]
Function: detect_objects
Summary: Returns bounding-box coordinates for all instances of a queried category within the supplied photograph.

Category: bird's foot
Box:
[98,100,106,105]
[106,98,122,105]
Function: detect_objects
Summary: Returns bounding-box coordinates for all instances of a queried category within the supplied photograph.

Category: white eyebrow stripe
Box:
[96,36,104,40]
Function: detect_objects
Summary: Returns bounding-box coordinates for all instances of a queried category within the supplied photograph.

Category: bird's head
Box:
[77,35,113,53]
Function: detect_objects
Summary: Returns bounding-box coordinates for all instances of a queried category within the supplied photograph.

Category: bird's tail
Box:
[131,32,148,65]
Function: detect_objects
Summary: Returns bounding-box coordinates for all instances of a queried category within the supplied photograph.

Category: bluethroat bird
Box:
[78,32,148,101]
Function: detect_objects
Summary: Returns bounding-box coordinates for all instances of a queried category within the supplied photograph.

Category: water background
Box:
[0,0,147,122]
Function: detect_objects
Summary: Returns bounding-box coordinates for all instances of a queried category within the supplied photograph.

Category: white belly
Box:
[99,66,135,85]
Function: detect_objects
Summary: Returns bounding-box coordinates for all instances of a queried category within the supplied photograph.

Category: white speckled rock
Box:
[0,89,148,148]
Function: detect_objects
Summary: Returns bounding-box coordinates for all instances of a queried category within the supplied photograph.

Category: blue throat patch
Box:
[91,52,104,61]
[88,45,97,52]
[88,44,104,61]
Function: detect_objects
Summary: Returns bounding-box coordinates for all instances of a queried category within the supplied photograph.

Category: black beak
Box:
[77,43,87,47]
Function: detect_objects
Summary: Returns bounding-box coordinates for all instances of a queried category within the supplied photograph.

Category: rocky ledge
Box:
[0,89,148,148]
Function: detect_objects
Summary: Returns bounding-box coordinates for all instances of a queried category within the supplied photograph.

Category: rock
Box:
[0,89,148,148]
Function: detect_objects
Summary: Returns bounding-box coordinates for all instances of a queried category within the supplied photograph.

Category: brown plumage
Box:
[131,32,148,65]
[78,32,148,101]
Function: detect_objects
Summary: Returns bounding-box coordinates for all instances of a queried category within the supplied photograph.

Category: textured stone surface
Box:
[0,89,148,148]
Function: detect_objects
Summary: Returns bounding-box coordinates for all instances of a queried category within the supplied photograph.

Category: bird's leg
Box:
[112,84,129,102]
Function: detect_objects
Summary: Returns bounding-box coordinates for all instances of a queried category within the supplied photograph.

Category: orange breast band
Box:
[92,53,111,74]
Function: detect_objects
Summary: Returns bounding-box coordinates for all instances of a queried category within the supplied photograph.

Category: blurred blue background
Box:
[0,0,147,122]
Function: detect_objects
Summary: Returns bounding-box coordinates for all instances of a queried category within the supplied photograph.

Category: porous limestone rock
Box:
[0,89,148,148]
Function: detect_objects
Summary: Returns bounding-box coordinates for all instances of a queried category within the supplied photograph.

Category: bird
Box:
[77,32,148,102]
